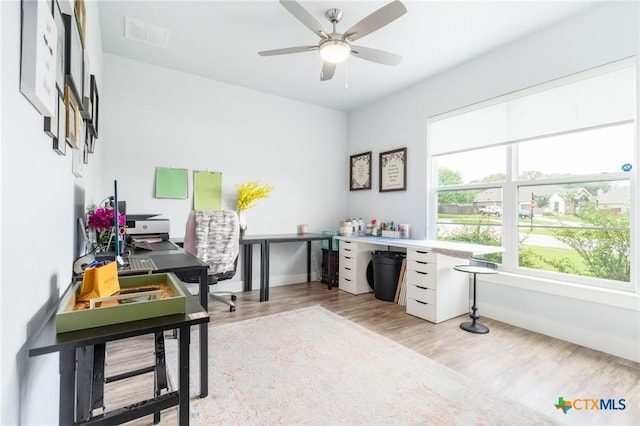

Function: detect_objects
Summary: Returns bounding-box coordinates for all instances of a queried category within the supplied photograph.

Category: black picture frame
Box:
[83,137,89,164]
[63,11,83,104]
[53,0,65,95]
[80,49,91,118]
[53,93,66,155]
[89,74,99,137]
[349,151,372,191]
[379,147,407,192]
[87,129,95,153]
[43,90,58,139]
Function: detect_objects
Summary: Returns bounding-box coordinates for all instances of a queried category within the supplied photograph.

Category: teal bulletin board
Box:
[155,167,188,199]
[194,171,222,210]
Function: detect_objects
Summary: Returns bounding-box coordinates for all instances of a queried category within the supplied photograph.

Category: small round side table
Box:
[454,264,498,334]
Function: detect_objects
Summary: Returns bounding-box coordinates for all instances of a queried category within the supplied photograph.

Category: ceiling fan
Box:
[258,0,407,81]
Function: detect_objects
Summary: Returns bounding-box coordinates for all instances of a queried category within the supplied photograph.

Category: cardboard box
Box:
[56,272,186,333]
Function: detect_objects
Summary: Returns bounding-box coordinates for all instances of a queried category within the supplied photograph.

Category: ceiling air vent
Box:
[124,17,170,48]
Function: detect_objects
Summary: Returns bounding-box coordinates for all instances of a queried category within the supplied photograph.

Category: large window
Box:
[429,60,636,291]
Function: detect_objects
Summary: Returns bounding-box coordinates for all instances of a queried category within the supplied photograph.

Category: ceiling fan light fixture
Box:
[319,40,351,64]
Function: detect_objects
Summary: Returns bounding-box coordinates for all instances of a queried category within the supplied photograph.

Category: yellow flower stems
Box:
[236,181,274,211]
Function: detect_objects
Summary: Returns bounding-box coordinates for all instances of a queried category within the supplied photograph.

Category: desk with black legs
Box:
[240,233,334,301]
[28,248,211,426]
[141,250,210,399]
[28,279,208,426]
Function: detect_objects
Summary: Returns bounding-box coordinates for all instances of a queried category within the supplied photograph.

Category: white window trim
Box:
[427,59,637,295]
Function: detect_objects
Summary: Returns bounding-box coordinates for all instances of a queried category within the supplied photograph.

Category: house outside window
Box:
[428,59,636,291]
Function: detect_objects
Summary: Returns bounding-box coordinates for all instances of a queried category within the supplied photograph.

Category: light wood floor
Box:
[103,282,639,425]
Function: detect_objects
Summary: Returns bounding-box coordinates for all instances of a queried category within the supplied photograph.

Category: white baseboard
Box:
[211,272,322,294]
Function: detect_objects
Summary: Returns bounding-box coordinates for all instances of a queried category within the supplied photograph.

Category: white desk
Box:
[335,236,503,323]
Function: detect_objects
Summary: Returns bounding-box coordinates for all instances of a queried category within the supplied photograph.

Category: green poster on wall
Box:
[194,171,222,210]
[155,167,188,199]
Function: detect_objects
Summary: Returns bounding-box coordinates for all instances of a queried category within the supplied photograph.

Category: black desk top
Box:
[240,233,333,244]
[28,280,209,357]
[123,246,208,273]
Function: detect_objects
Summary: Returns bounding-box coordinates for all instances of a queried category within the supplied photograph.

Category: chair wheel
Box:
[229,306,236,312]
[231,295,237,301]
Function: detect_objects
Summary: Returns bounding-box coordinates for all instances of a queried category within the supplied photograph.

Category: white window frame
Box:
[427,59,638,295]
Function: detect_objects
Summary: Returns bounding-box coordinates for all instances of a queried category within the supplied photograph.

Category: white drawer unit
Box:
[404,249,468,323]
[334,236,502,324]
[338,240,376,295]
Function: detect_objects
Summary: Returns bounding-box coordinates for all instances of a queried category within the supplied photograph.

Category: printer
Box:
[126,214,170,240]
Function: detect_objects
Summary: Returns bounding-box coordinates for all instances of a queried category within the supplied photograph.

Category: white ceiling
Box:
[98,0,601,111]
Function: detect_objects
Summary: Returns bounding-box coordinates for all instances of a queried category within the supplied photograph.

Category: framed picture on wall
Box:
[349,151,372,191]
[72,145,83,177]
[88,74,99,137]
[83,138,89,164]
[19,0,57,117]
[53,0,66,94]
[80,49,91,118]
[379,147,407,192]
[86,122,95,153]
[63,12,83,103]
[64,84,80,149]
[75,0,87,44]
[43,88,59,139]
[52,94,66,155]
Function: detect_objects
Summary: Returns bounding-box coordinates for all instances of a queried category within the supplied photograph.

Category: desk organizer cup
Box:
[55,272,186,333]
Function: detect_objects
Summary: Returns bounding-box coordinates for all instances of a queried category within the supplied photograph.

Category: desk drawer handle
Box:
[344,267,352,271]
[416,271,428,275]
[416,260,428,265]
[415,300,427,305]
[416,250,428,254]
[344,248,352,252]
[344,256,352,260]
[344,278,352,282]
[416,285,427,290]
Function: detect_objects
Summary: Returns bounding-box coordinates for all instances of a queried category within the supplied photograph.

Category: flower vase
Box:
[97,228,114,251]
[238,210,247,236]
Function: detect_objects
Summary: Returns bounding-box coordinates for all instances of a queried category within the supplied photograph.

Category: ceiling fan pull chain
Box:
[345,59,349,89]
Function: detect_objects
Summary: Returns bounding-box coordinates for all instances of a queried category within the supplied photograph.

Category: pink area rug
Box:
[167,306,555,425]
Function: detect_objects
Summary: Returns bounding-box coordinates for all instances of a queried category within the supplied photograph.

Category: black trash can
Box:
[371,251,406,302]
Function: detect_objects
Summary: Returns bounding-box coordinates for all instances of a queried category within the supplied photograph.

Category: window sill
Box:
[481,271,639,311]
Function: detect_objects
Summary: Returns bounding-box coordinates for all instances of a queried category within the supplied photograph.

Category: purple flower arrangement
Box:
[87,208,126,232]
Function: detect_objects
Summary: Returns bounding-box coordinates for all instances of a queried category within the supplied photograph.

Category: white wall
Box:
[1,1,104,424]
[102,54,347,291]
[2,1,638,424]
[346,1,640,361]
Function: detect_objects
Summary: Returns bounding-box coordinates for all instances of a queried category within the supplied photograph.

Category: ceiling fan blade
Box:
[343,0,407,42]
[258,46,317,56]
[351,45,402,66]
[320,62,336,81]
[279,0,330,39]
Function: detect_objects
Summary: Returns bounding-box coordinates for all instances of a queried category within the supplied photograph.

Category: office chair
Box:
[177,210,240,312]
